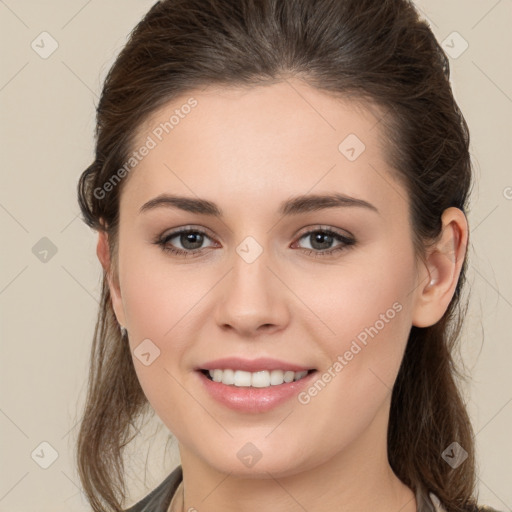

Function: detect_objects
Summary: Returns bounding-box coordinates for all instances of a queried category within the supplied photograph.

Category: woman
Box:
[76,0,502,511]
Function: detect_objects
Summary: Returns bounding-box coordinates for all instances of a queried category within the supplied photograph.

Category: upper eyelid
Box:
[159,225,216,240]
[294,225,354,239]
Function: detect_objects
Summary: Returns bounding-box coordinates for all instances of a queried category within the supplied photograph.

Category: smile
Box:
[201,368,314,388]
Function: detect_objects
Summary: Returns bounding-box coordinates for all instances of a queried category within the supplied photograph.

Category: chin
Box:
[197,442,319,480]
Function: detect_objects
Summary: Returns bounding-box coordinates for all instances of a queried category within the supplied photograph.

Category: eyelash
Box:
[155,225,356,259]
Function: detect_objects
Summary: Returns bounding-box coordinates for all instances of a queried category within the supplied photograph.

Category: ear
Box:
[411,207,468,328]
[97,230,127,328]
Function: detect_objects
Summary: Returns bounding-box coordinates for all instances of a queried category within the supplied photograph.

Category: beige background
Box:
[0,1,511,510]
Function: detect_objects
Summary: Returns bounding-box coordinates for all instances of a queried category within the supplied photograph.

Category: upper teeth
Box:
[208,369,309,387]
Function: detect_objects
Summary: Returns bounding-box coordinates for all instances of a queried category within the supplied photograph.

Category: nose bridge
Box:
[214,235,289,333]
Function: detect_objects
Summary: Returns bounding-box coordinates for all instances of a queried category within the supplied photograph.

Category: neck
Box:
[175,402,416,512]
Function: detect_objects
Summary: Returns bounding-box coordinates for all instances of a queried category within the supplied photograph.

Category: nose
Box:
[214,244,290,337]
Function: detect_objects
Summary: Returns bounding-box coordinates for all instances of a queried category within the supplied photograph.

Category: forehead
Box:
[123,79,408,220]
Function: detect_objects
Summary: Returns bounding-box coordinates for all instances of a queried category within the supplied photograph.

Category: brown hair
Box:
[76,1,477,511]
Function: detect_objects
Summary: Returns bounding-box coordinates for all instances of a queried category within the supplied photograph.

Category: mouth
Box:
[196,364,319,413]
[198,368,317,388]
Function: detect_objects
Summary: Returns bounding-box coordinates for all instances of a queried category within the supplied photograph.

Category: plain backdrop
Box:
[0,1,511,510]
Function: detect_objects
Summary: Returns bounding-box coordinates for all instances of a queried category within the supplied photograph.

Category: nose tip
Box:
[214,251,290,336]
[217,291,285,335]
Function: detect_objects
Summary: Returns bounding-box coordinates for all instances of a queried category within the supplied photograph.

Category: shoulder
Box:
[465,501,504,512]
[124,465,183,512]
[430,492,503,512]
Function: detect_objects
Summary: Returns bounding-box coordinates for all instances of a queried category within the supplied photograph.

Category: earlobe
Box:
[411,207,468,328]
[96,231,126,328]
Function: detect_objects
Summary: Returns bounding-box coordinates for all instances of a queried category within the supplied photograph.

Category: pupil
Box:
[311,232,333,250]
[182,232,203,250]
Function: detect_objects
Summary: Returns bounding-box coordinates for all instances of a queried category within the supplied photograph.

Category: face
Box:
[107,79,429,478]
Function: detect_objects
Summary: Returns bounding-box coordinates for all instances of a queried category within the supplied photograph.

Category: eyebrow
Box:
[139,192,379,217]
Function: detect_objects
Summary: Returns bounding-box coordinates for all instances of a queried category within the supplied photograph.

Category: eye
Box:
[292,227,356,257]
[155,227,217,257]
[154,225,355,258]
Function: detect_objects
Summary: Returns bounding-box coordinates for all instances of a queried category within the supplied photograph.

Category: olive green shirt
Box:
[124,465,502,512]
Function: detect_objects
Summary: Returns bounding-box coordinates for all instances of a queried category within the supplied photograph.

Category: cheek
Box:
[288,260,414,456]
[118,253,205,428]
[119,247,210,343]
[118,249,220,411]
[293,243,415,398]
[294,242,414,343]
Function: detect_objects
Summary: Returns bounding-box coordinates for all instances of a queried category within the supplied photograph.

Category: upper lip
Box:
[196,357,315,372]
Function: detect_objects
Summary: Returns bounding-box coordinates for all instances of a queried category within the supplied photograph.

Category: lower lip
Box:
[196,370,317,413]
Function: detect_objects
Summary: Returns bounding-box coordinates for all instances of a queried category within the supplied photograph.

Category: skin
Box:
[97,78,468,512]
